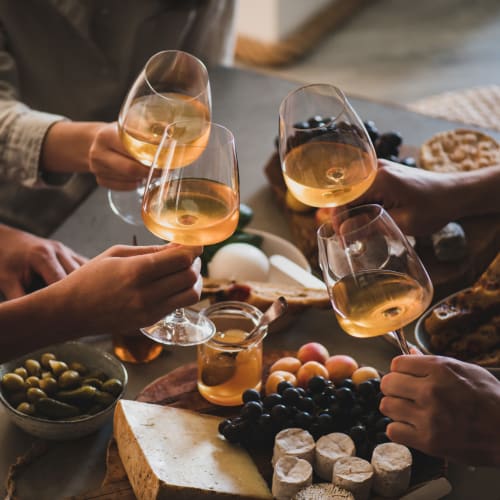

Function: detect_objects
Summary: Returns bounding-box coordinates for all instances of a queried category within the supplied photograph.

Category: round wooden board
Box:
[136,350,445,492]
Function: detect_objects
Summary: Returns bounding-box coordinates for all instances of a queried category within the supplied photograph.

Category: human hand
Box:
[380,354,500,466]
[88,122,149,190]
[348,160,459,236]
[54,243,203,334]
[0,225,87,300]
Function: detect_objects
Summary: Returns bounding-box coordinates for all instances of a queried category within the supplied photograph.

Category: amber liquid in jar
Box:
[112,332,163,364]
[197,304,265,406]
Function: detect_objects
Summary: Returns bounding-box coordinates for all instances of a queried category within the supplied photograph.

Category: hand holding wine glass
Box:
[317,204,433,354]
[140,122,239,345]
[279,84,377,208]
[109,50,211,225]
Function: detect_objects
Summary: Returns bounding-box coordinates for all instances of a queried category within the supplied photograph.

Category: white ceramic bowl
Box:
[0,341,128,440]
[414,290,500,377]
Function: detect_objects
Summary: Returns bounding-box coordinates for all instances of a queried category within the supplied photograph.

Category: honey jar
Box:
[197,301,267,406]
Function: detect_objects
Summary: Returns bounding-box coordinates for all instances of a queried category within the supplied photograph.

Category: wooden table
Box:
[1,66,499,499]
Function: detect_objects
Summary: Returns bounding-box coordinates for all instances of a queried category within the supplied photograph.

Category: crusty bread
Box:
[419,128,500,173]
[202,278,330,313]
[424,252,500,366]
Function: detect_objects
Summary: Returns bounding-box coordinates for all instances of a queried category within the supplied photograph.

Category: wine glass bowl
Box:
[109,50,211,225]
[140,122,239,346]
[317,204,433,354]
[279,84,377,208]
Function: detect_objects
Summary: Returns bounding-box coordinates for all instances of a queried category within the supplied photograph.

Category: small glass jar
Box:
[112,331,163,364]
[197,301,267,406]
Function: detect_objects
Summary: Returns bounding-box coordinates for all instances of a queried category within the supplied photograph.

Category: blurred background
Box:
[233,0,500,128]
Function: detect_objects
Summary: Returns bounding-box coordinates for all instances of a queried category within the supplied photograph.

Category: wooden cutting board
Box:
[72,350,444,499]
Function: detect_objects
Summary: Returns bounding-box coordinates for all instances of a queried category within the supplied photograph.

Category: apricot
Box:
[296,361,329,388]
[296,342,329,364]
[325,355,359,384]
[352,366,380,386]
[269,357,302,374]
[265,370,297,395]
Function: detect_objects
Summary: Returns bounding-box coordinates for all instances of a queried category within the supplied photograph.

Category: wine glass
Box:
[279,83,377,208]
[317,204,433,354]
[140,122,240,346]
[108,50,211,225]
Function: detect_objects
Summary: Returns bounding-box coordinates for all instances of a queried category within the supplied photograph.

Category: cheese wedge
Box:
[114,400,272,499]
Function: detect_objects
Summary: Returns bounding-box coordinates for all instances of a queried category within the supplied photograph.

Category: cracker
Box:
[419,128,500,173]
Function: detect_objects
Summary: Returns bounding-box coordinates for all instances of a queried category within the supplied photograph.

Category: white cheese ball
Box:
[208,243,270,281]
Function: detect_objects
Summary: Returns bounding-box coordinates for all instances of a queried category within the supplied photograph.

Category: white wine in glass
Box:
[109,50,211,225]
[317,204,433,354]
[279,84,377,208]
[140,122,240,346]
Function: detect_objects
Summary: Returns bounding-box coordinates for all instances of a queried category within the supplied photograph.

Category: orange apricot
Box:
[296,361,329,388]
[265,370,297,395]
[269,357,302,374]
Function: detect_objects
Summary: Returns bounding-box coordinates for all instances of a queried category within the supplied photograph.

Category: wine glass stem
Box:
[392,328,411,355]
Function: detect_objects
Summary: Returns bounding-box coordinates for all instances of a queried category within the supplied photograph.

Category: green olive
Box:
[48,360,68,377]
[39,377,58,394]
[41,371,53,379]
[40,353,56,369]
[26,387,47,403]
[14,367,28,379]
[17,402,36,415]
[25,376,40,388]
[24,359,41,377]
[56,385,97,405]
[7,391,27,407]
[58,370,81,389]
[68,361,88,376]
[35,398,80,419]
[94,390,115,407]
[102,378,123,397]
[1,373,26,392]
[85,370,108,382]
[81,378,103,390]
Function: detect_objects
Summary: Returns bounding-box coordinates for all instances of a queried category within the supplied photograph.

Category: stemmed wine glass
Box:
[140,122,240,346]
[279,83,377,208]
[109,50,211,225]
[317,204,433,354]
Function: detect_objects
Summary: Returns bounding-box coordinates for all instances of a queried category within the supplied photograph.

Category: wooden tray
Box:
[74,351,444,499]
[264,149,500,301]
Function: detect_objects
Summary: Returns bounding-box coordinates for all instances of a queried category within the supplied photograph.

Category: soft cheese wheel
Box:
[333,456,373,500]
[371,442,412,497]
[272,455,313,500]
[272,428,315,466]
[292,483,355,499]
[314,432,355,481]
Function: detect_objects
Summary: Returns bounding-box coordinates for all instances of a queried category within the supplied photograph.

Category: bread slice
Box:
[202,278,330,313]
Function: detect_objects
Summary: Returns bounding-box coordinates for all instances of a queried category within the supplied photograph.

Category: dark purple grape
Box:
[271,404,288,423]
[218,419,231,435]
[323,385,336,397]
[379,132,402,149]
[294,411,314,430]
[357,380,376,399]
[388,154,400,163]
[263,393,283,409]
[307,376,327,394]
[375,431,391,444]
[349,403,364,420]
[298,396,315,413]
[317,412,334,432]
[335,387,355,407]
[363,120,379,143]
[296,387,307,397]
[308,115,325,128]
[369,378,381,392]
[282,387,301,406]
[294,121,311,130]
[241,401,263,420]
[349,424,367,444]
[257,413,273,431]
[222,423,241,443]
[340,378,355,390]
[375,416,392,432]
[242,388,261,404]
[277,380,294,394]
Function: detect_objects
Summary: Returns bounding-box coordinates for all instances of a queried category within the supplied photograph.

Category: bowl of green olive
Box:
[0,341,128,440]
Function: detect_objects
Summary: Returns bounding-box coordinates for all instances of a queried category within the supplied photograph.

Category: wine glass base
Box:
[141,309,216,346]
[108,187,144,226]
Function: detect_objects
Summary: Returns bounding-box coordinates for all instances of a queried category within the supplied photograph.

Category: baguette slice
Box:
[202,278,330,313]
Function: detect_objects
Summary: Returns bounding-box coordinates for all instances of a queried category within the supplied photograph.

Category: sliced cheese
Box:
[314,432,356,481]
[371,442,412,498]
[333,456,373,500]
[272,427,315,466]
[114,400,272,499]
[272,455,313,500]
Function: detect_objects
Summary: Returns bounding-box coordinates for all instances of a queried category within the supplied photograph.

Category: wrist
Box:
[40,121,107,175]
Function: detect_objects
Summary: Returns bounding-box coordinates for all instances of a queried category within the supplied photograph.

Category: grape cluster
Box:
[218,376,391,460]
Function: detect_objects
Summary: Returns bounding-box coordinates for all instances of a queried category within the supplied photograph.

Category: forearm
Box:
[451,165,500,220]
[40,121,106,174]
[0,284,81,362]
